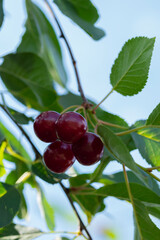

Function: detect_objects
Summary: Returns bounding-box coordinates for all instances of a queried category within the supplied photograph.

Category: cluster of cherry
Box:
[33,111,104,173]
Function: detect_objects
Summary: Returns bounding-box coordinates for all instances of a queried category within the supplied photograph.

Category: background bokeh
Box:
[1,0,160,239]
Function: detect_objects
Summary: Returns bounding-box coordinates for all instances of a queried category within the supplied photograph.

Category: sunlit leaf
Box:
[0,141,7,177]
[0,182,7,197]
[132,120,160,168]
[0,122,31,162]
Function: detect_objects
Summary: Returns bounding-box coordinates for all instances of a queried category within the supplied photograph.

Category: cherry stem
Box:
[92,88,114,112]
[60,105,80,114]
[0,104,41,159]
[44,0,89,106]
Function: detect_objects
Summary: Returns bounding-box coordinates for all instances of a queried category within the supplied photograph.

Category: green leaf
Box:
[54,0,105,40]
[96,108,129,128]
[0,182,7,197]
[146,103,160,126]
[58,0,99,24]
[32,161,69,184]
[37,186,55,230]
[72,189,105,223]
[133,200,160,240]
[110,37,155,96]
[95,183,160,207]
[147,206,160,219]
[132,120,160,168]
[0,53,61,112]
[0,0,4,28]
[59,92,82,108]
[0,223,42,240]
[97,125,146,184]
[32,161,57,184]
[5,162,28,185]
[7,107,34,125]
[4,153,29,166]
[0,141,7,177]
[70,175,105,221]
[0,182,21,228]
[100,170,160,196]
[136,127,160,142]
[17,190,28,220]
[89,157,110,184]
[134,223,140,240]
[18,0,67,87]
[96,108,136,151]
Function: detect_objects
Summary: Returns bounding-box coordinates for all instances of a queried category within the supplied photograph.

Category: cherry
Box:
[43,140,75,173]
[72,132,104,166]
[56,111,87,143]
[33,111,60,142]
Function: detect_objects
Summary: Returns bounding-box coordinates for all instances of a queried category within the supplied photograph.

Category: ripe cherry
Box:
[34,111,60,142]
[43,140,75,173]
[56,111,87,143]
[72,132,104,166]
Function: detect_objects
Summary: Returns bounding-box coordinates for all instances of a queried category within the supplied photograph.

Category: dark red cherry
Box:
[55,111,87,143]
[33,111,60,142]
[43,140,75,173]
[72,132,104,166]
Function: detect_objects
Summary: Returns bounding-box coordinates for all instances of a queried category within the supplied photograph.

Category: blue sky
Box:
[0,0,160,239]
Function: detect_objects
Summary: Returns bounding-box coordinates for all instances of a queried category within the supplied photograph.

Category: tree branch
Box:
[0,104,41,159]
[44,0,90,106]
[0,103,93,239]
[59,182,92,240]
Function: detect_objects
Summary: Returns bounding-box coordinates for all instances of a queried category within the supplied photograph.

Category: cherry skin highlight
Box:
[34,111,60,142]
[43,140,75,173]
[55,111,87,143]
[72,132,104,166]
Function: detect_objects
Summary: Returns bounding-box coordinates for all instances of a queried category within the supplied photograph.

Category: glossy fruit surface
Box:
[34,111,60,142]
[43,140,75,173]
[56,111,87,143]
[72,132,104,165]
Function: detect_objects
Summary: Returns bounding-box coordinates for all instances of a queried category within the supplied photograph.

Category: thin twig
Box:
[44,0,89,106]
[146,166,160,172]
[59,182,92,240]
[0,104,41,159]
[116,124,160,136]
[92,88,114,112]
[136,163,160,182]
